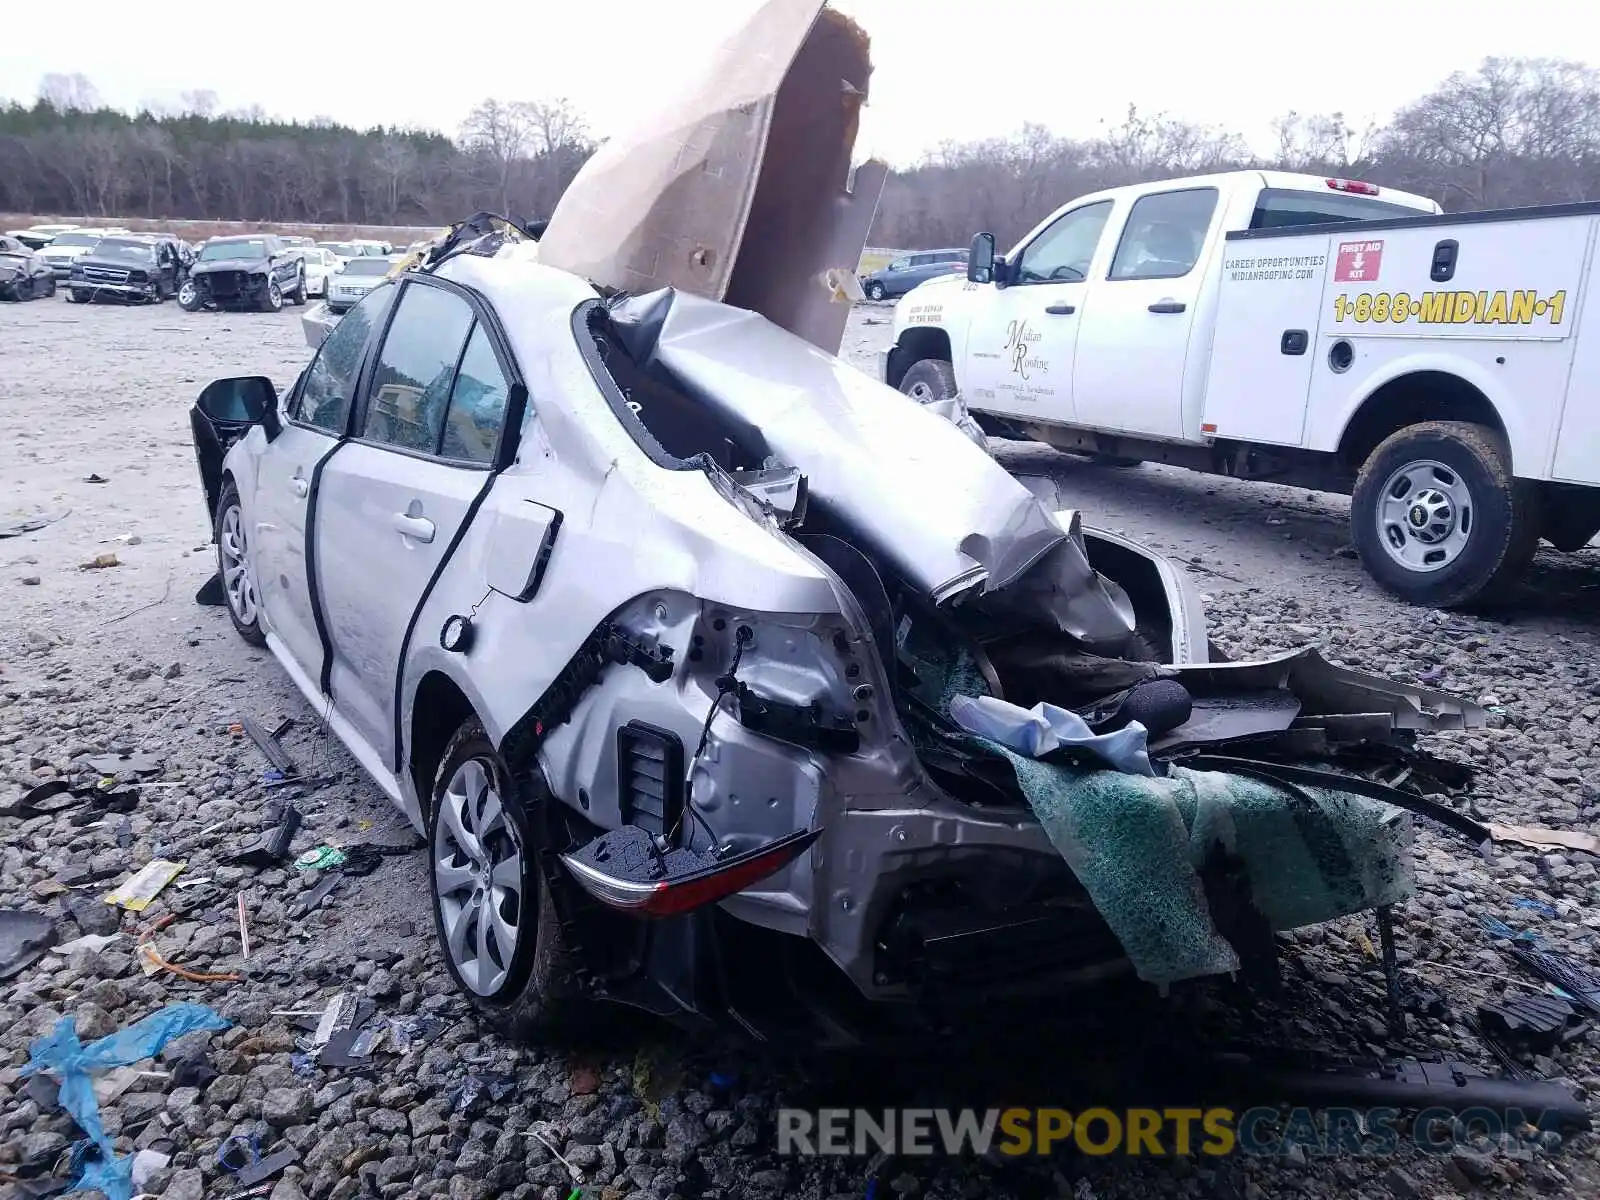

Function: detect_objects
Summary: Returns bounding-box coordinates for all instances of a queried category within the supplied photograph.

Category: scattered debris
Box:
[84,751,163,776]
[242,715,299,778]
[1488,822,1600,855]
[83,472,108,483]
[0,908,57,980]
[79,552,120,570]
[18,1002,230,1198]
[1506,944,1600,1015]
[102,860,185,911]
[226,803,303,867]
[0,509,69,538]
[1478,994,1589,1053]
[287,874,340,919]
[237,893,251,961]
[294,845,345,871]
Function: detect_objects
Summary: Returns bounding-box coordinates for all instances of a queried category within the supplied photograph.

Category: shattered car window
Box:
[440,324,511,465]
[294,282,396,434]
[361,283,473,455]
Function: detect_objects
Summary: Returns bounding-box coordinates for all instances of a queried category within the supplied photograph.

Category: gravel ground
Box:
[2,295,1599,1200]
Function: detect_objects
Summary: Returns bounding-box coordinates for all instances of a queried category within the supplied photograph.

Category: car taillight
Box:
[560,826,821,918]
[1326,177,1380,196]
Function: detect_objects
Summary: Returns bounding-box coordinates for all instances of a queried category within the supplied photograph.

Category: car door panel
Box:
[249,424,340,681]
[1072,187,1221,437]
[965,201,1115,424]
[311,278,486,767]
[315,445,482,762]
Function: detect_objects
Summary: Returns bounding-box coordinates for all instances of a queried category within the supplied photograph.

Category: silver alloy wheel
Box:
[1375,458,1473,573]
[219,503,258,625]
[267,279,282,309]
[906,379,938,404]
[434,758,524,996]
[178,280,196,307]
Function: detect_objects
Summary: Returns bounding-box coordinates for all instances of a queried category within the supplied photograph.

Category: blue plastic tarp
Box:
[21,1001,231,1199]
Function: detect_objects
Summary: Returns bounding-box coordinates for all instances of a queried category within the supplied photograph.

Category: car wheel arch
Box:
[408,669,481,822]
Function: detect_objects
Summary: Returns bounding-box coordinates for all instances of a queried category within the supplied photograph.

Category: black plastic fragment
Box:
[1506,944,1600,1016]
[242,717,298,778]
[1478,994,1586,1052]
[226,804,304,868]
[0,909,58,980]
[235,1147,298,1188]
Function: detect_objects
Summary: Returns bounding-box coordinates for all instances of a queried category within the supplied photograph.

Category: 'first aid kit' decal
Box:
[1334,240,1383,283]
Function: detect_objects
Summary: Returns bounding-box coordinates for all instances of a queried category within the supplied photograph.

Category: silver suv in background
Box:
[860,247,968,300]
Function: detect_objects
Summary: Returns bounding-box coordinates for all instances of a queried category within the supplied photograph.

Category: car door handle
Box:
[391,513,436,543]
[290,474,309,498]
[1044,303,1076,316]
[1148,301,1187,314]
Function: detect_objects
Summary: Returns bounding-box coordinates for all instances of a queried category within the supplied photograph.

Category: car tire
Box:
[898,358,960,408]
[178,280,202,311]
[288,266,306,307]
[429,720,588,1040]
[66,288,86,304]
[43,274,57,297]
[259,277,284,313]
[214,478,267,647]
[867,281,886,301]
[1350,420,1539,608]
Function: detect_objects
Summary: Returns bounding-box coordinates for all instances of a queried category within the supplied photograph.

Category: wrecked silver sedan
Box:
[188,0,1487,1042]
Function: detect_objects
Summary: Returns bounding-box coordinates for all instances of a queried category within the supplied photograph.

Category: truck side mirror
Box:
[968,232,996,285]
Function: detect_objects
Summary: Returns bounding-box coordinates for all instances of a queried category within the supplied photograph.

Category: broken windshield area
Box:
[200,240,267,261]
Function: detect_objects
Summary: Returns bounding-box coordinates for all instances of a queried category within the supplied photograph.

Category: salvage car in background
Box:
[188,1,1491,1046]
[65,235,184,304]
[325,255,393,312]
[39,229,109,278]
[6,222,81,250]
[182,234,307,312]
[287,246,340,298]
[0,235,56,300]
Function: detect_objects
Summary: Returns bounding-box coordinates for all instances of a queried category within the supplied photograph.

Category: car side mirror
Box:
[968,233,996,285]
[197,376,282,442]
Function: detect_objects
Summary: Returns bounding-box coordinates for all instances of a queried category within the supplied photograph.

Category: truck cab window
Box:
[1109,187,1219,281]
[1015,200,1113,284]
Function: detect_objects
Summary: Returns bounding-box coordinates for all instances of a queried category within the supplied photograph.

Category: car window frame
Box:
[346,275,526,472]
[1011,199,1115,287]
[1105,186,1220,283]
[283,280,399,436]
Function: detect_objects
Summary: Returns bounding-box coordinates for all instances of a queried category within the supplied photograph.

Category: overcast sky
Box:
[2,0,1595,164]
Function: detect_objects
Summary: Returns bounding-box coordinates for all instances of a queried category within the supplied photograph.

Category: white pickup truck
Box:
[883,170,1600,608]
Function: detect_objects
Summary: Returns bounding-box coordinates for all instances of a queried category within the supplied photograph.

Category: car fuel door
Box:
[311,281,509,769]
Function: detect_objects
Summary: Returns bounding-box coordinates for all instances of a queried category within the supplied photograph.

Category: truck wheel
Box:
[898,359,960,407]
[866,281,887,301]
[287,266,307,307]
[178,280,202,311]
[1351,420,1539,608]
[259,278,284,313]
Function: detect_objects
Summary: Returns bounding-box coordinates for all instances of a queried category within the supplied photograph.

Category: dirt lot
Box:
[2,294,1600,1200]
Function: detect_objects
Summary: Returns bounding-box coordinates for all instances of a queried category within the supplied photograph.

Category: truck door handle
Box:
[290,474,309,498]
[1044,303,1076,316]
[1148,301,1186,314]
[391,513,436,543]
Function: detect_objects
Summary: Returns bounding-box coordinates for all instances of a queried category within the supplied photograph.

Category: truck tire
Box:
[866,281,886,301]
[898,358,959,407]
[1350,420,1539,608]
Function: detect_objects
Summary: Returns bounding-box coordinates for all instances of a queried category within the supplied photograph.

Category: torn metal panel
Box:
[611,289,1138,647]
[1168,646,1486,732]
[538,0,885,356]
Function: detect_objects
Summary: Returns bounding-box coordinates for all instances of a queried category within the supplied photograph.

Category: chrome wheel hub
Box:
[433,758,524,996]
[1375,458,1473,573]
[219,504,258,625]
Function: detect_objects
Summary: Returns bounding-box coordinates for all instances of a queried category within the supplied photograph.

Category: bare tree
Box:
[180,89,220,118]
[459,98,534,213]
[38,73,101,112]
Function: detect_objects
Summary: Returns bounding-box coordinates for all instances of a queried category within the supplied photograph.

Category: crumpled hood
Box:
[607,289,1140,649]
[538,0,885,356]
